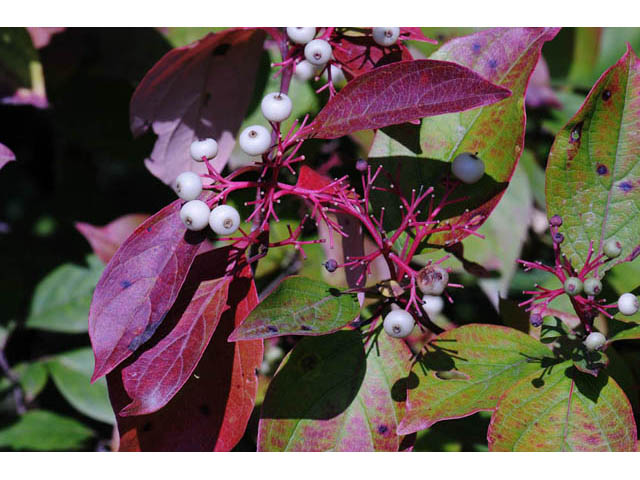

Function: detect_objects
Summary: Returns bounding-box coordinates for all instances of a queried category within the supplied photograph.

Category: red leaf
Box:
[332,36,413,79]
[89,199,207,381]
[0,143,15,170]
[307,59,511,139]
[130,28,266,185]
[106,260,262,451]
[75,214,149,264]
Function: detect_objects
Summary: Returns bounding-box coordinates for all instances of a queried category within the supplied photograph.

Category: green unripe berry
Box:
[563,277,583,296]
[583,277,602,296]
[603,237,622,258]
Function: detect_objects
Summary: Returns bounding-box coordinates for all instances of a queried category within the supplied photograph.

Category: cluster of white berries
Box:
[286,27,344,84]
[238,91,293,157]
[451,152,485,184]
[382,264,450,338]
[174,138,242,236]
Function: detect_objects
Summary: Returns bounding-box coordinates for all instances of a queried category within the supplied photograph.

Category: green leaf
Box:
[546,47,640,274]
[0,27,46,104]
[488,363,637,451]
[0,410,94,451]
[368,28,558,245]
[47,348,115,424]
[229,276,360,340]
[258,330,413,451]
[608,322,640,343]
[26,255,104,333]
[0,362,48,403]
[568,28,602,88]
[398,324,554,434]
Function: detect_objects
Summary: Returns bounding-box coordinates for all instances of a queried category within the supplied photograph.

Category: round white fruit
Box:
[209,204,241,236]
[286,27,316,45]
[383,309,415,338]
[261,92,293,123]
[190,138,218,161]
[295,60,317,81]
[304,39,332,66]
[451,152,485,184]
[584,332,606,351]
[180,200,210,231]
[174,171,203,201]
[417,265,449,296]
[238,125,271,156]
[372,27,400,47]
[422,295,444,317]
[618,293,639,316]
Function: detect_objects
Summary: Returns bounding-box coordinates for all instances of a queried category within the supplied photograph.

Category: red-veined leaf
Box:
[307,59,511,139]
[107,259,262,451]
[76,214,149,264]
[332,34,413,79]
[130,28,266,185]
[258,331,412,451]
[488,363,637,451]
[89,198,207,381]
[369,28,560,245]
[546,46,640,273]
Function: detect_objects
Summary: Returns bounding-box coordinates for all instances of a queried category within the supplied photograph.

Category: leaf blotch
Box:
[128,318,164,352]
[602,89,611,101]
[471,42,481,53]
[569,122,583,144]
[266,325,278,333]
[300,325,313,331]
[488,58,498,69]
[377,424,389,435]
[120,280,132,289]
[618,181,634,193]
[596,164,609,176]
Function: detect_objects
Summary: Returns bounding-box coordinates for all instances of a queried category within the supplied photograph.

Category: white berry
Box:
[383,309,415,338]
[209,204,241,236]
[417,265,449,296]
[584,332,606,351]
[422,295,444,317]
[238,125,271,156]
[295,60,317,81]
[174,171,202,201]
[190,138,218,162]
[304,39,332,66]
[618,293,639,316]
[451,152,485,184]
[372,27,400,47]
[261,92,293,123]
[286,27,316,45]
[323,64,345,86]
[180,200,210,231]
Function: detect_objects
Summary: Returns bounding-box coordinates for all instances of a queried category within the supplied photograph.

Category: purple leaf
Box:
[526,56,562,109]
[0,143,15,170]
[107,262,263,451]
[89,198,207,381]
[306,59,511,139]
[130,28,266,185]
[75,214,149,264]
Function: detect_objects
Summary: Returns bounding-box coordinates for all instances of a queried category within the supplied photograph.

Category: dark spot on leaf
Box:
[199,404,210,416]
[596,164,608,175]
[328,287,341,297]
[619,181,633,193]
[602,89,611,101]
[120,280,132,289]
[472,43,481,53]
[142,422,152,432]
[300,353,319,372]
[128,316,165,352]
[569,122,583,144]
[212,43,230,56]
[266,325,278,333]
[147,226,152,232]
[300,325,313,331]
[377,425,389,434]
[488,59,498,69]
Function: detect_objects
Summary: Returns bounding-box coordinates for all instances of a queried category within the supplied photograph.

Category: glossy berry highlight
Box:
[383,309,415,338]
[180,200,210,231]
[261,92,293,123]
[286,27,316,45]
[451,152,485,184]
[372,27,400,47]
[209,204,241,236]
[239,125,271,156]
[190,138,218,162]
[618,293,639,316]
[175,171,203,201]
[304,39,332,66]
